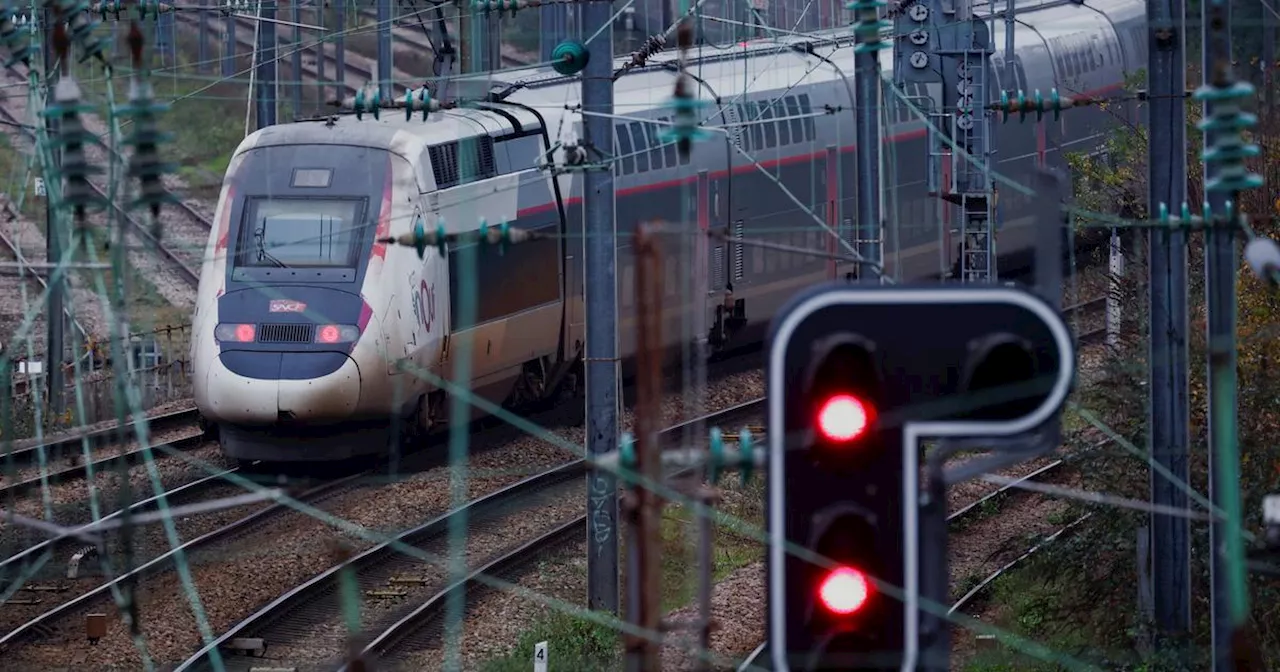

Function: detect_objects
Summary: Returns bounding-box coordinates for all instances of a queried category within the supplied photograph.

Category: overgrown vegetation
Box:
[961,67,1280,669]
[480,475,767,670]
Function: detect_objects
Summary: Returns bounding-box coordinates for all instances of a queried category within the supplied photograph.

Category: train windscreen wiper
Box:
[254,221,290,268]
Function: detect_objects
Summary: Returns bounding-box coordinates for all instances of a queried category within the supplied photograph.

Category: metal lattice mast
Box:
[1197,0,1260,663]
[850,0,887,281]
[892,0,994,283]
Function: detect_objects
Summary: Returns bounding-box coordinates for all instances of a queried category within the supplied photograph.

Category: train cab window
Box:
[629,122,650,172]
[237,198,364,269]
[615,124,636,175]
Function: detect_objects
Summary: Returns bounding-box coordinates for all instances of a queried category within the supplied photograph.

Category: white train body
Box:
[192,0,1148,461]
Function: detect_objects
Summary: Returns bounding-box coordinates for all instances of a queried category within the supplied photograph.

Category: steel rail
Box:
[0,198,91,346]
[1,407,199,474]
[0,465,239,583]
[336,403,767,669]
[173,12,374,97]
[947,512,1092,615]
[0,70,203,286]
[0,472,367,651]
[0,432,207,502]
[174,462,587,672]
[176,399,766,671]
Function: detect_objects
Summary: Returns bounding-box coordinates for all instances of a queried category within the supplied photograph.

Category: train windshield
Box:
[237,198,365,268]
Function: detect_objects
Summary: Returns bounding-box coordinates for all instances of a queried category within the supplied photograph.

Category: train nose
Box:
[204,351,362,424]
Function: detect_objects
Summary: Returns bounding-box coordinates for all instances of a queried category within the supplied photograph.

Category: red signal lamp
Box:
[819,566,872,615]
[817,394,873,442]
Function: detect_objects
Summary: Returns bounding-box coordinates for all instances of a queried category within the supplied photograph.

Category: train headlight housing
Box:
[315,324,360,344]
[215,323,256,343]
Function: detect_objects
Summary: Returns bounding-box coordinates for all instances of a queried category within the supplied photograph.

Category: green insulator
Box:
[411,214,427,259]
[619,431,636,477]
[354,87,381,121]
[354,88,367,120]
[737,427,753,486]
[657,95,712,149]
[551,40,589,76]
[434,222,448,255]
[707,427,724,485]
[847,0,888,53]
[495,219,510,255]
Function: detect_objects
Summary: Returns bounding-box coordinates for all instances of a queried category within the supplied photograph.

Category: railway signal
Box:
[767,283,1075,671]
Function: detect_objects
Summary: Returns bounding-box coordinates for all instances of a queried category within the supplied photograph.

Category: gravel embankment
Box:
[5,367,764,669]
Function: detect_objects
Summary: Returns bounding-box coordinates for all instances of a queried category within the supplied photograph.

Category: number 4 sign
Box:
[533,641,547,672]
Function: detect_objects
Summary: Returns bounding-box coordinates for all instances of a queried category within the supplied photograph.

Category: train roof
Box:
[233,0,1144,158]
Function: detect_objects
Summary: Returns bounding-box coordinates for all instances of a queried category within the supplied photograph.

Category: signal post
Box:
[767,284,1076,671]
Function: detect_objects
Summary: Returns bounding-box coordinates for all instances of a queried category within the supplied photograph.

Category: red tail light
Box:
[214,324,256,343]
[313,325,359,344]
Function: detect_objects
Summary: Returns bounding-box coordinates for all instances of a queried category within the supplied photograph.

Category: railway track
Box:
[172,398,766,671]
[0,361,765,669]
[0,198,90,345]
[0,408,204,502]
[0,65,211,289]
[173,6,529,111]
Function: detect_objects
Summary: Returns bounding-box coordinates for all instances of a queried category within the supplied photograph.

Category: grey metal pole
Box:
[256,0,277,129]
[198,0,209,73]
[377,0,391,98]
[582,0,619,617]
[336,1,347,102]
[43,5,64,417]
[292,0,303,119]
[223,11,237,77]
[853,0,881,281]
[1146,0,1191,642]
[540,4,569,62]
[1201,0,1252,666]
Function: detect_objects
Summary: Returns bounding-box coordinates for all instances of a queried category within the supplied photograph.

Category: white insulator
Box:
[1245,237,1280,285]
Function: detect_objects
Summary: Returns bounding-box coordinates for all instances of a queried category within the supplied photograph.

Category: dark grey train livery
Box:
[193,0,1147,462]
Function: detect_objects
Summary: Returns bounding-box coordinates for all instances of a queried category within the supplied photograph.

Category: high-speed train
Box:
[192,0,1148,462]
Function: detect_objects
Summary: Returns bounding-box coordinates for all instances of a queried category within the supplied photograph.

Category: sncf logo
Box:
[269,300,307,313]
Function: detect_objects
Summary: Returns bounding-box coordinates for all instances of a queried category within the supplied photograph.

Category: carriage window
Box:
[658,116,679,167]
[748,102,766,150]
[615,125,636,175]
[238,198,364,269]
[760,102,779,148]
[798,94,816,141]
[774,100,792,145]
[644,121,664,170]
[785,96,803,142]
[629,122,650,172]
